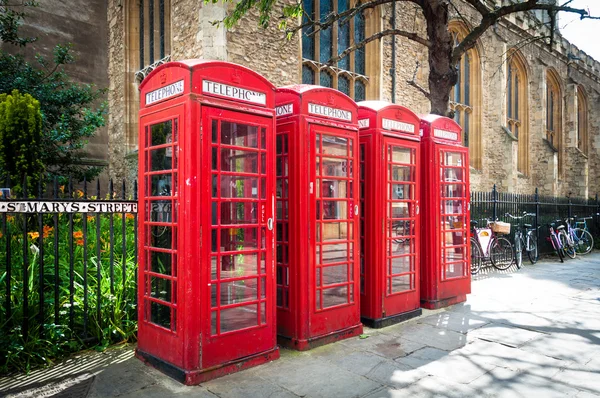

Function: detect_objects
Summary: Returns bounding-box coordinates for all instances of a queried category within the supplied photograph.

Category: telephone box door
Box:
[202,107,275,368]
[437,145,470,296]
[382,137,420,316]
[310,123,360,336]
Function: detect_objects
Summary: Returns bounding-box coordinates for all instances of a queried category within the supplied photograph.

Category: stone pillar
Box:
[200,3,228,61]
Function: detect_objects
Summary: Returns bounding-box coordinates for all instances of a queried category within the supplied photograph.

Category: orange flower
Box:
[75,190,84,199]
[87,215,95,222]
[43,225,53,238]
[0,232,3,239]
[125,213,135,220]
[59,185,65,194]
[7,215,15,223]
[76,239,84,246]
[28,232,40,240]
[73,231,83,239]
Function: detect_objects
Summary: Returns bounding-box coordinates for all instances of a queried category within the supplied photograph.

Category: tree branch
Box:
[461,0,489,16]
[406,61,430,99]
[452,0,599,64]
[326,29,430,66]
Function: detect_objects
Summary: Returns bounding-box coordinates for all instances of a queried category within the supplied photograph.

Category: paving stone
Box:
[329,351,389,376]
[392,323,468,351]
[418,311,490,334]
[466,322,546,347]
[379,375,487,398]
[340,332,426,359]
[364,360,429,388]
[553,367,600,395]
[520,332,600,364]
[202,373,297,398]
[393,347,448,369]
[467,366,581,398]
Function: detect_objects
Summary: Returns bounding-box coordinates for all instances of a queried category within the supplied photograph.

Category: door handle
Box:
[416,205,420,215]
[267,218,274,231]
[354,205,359,216]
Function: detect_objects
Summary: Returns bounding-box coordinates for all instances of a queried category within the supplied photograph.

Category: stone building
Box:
[107,0,600,198]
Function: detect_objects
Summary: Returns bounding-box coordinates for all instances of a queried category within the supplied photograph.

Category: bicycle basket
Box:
[490,221,511,235]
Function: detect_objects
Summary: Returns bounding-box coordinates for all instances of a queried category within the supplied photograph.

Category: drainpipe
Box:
[391,1,396,103]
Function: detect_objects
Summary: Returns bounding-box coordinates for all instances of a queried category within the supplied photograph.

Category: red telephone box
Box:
[357,101,422,328]
[136,60,279,384]
[420,114,471,309]
[275,85,362,350]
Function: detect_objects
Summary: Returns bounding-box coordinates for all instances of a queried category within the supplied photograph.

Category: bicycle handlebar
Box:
[505,212,535,219]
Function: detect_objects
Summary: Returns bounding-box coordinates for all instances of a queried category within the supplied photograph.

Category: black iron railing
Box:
[470,185,600,254]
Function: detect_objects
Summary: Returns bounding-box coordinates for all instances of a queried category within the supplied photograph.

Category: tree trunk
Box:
[422,0,458,117]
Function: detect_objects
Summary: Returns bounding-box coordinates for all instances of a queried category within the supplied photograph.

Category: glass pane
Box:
[219,253,259,278]
[302,0,315,59]
[220,279,258,305]
[338,75,350,96]
[149,225,172,249]
[390,256,411,275]
[391,184,413,200]
[445,262,464,279]
[442,200,464,215]
[442,184,465,198]
[150,251,172,275]
[221,202,258,224]
[354,80,366,102]
[150,148,172,171]
[322,136,347,156]
[390,165,412,182]
[354,13,365,75]
[221,122,258,148]
[390,275,411,294]
[322,159,350,177]
[323,263,348,284]
[150,200,174,222]
[322,243,348,264]
[442,168,464,183]
[321,222,349,241]
[302,64,315,84]
[151,174,172,197]
[320,71,333,88]
[211,311,217,335]
[391,220,413,238]
[220,228,258,251]
[337,0,350,70]
[150,276,172,303]
[319,0,332,63]
[149,301,171,329]
[389,202,409,218]
[220,304,258,333]
[220,175,259,198]
[444,152,463,166]
[151,120,172,147]
[390,146,412,163]
[322,200,348,219]
[322,286,348,308]
[221,149,259,174]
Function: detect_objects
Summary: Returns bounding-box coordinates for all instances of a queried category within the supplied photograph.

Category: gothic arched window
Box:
[506,50,529,174]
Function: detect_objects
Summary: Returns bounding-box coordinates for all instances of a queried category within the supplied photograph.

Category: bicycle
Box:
[505,212,539,268]
[568,215,594,255]
[547,222,565,262]
[470,218,514,274]
[555,219,576,259]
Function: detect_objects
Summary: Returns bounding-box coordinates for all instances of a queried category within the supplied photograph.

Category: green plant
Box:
[0,213,137,374]
[0,89,45,193]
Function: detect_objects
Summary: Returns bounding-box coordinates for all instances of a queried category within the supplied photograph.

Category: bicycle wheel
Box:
[527,231,538,264]
[490,236,514,270]
[514,235,524,269]
[573,228,594,255]
[470,238,482,275]
[559,231,576,259]
[551,234,564,263]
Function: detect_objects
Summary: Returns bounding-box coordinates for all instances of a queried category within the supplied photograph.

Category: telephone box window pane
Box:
[220,176,259,198]
[211,257,218,280]
[149,226,172,249]
[390,165,412,182]
[322,286,348,308]
[221,122,258,148]
[389,239,413,256]
[322,136,347,156]
[322,159,349,177]
[323,263,348,284]
[444,248,464,263]
[221,202,258,224]
[220,279,258,305]
[151,148,173,171]
[322,222,348,241]
[391,256,411,275]
[391,220,413,238]
[149,200,172,222]
[149,301,171,329]
[442,168,464,183]
[260,302,267,324]
[446,262,464,279]
[443,184,465,198]
[389,147,411,163]
[302,65,315,84]
[151,174,173,197]
[220,305,258,333]
[211,311,217,335]
[151,120,172,147]
[390,275,411,294]
[220,254,258,278]
[276,286,283,307]
[322,244,348,264]
[391,184,413,200]
[150,251,172,275]
[442,200,464,215]
[389,203,409,219]
[322,200,347,219]
[443,152,463,167]
[221,149,259,174]
[150,277,172,303]
[220,228,258,251]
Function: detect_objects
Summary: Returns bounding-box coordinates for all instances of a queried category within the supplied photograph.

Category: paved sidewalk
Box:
[2,254,600,398]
